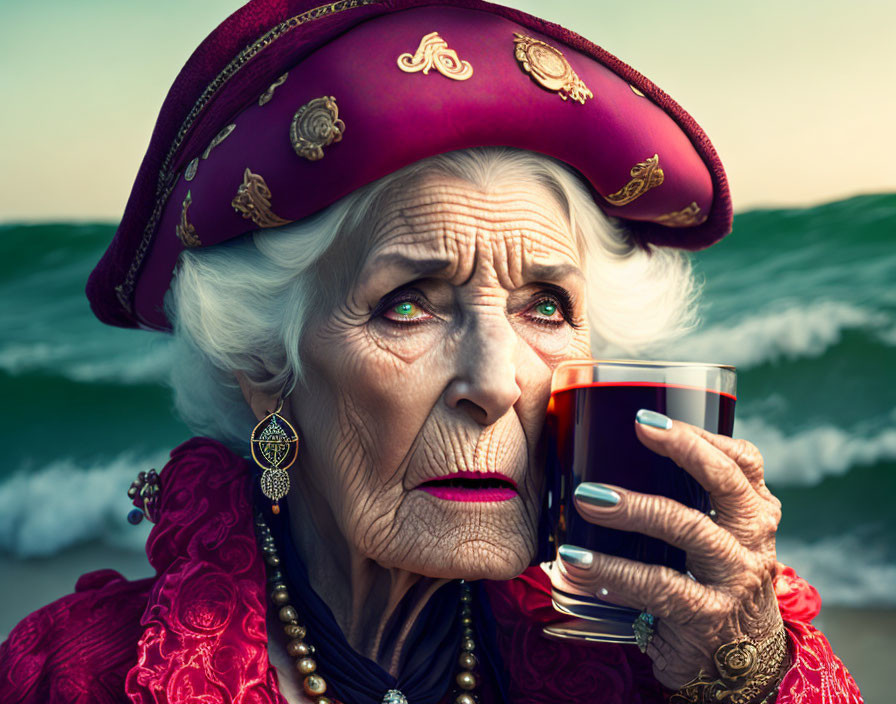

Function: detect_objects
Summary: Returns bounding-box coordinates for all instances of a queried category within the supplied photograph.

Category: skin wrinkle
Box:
[239,175,593,688]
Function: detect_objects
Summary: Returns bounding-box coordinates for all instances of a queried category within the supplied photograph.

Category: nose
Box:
[443,311,522,426]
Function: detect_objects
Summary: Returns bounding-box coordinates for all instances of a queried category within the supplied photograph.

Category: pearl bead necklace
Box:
[254,513,480,704]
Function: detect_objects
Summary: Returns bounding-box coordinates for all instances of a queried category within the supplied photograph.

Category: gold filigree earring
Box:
[250,399,298,514]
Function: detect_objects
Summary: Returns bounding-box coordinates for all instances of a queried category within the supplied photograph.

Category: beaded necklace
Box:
[254,512,481,704]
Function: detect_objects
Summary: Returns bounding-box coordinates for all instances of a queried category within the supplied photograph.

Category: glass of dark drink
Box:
[544,359,736,643]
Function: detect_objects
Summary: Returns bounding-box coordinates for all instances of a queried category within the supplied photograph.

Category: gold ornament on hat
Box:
[290,96,345,161]
[513,33,593,104]
[259,72,289,106]
[604,154,665,206]
[184,157,200,182]
[202,123,236,159]
[175,190,201,247]
[397,32,473,81]
[656,202,708,227]
[232,168,291,228]
[250,399,299,514]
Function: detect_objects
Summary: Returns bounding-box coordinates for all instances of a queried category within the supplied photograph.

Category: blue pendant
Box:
[382,689,408,704]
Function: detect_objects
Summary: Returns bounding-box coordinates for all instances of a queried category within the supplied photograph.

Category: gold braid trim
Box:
[670,625,790,704]
[115,0,382,315]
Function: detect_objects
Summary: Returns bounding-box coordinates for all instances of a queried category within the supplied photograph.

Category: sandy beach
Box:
[0,546,889,702]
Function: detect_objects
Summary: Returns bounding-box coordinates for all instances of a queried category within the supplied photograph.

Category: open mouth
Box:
[416,472,518,502]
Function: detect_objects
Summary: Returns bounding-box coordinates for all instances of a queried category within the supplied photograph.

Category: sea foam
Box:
[0,337,173,385]
[778,536,896,607]
[666,301,891,370]
[735,415,896,487]
[0,452,165,557]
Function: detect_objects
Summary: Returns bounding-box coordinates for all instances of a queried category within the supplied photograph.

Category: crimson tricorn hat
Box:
[87,0,732,331]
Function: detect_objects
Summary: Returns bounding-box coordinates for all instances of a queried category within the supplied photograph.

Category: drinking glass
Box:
[544,359,736,643]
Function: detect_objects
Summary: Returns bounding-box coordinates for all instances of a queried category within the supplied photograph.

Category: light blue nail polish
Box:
[558,544,594,568]
[636,408,672,430]
[575,482,621,507]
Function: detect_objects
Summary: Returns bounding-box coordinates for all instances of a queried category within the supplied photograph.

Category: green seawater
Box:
[1,194,894,604]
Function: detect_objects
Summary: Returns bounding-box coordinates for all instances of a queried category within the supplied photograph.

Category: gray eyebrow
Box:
[364,253,455,278]
[526,262,585,283]
[360,253,584,287]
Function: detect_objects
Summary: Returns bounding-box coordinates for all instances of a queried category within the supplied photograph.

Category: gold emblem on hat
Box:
[184,157,200,182]
[232,168,291,228]
[290,96,345,161]
[259,73,289,106]
[397,32,473,81]
[605,154,665,206]
[176,190,201,247]
[513,33,593,104]
[202,123,236,160]
[656,202,708,227]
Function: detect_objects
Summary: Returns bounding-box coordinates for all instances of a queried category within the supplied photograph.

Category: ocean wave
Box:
[0,452,168,557]
[0,338,173,385]
[735,415,896,487]
[778,536,896,607]
[667,301,891,370]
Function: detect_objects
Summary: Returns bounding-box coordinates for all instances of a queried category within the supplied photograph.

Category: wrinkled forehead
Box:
[358,177,583,290]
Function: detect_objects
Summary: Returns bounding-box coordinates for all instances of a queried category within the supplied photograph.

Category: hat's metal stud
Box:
[513,33,593,104]
[290,96,345,161]
[201,123,236,160]
[259,73,289,106]
[604,154,665,206]
[656,201,708,227]
[184,157,199,182]
[397,32,473,81]
[232,168,291,228]
[175,190,201,247]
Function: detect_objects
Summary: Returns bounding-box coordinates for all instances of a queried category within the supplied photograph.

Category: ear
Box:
[235,371,288,423]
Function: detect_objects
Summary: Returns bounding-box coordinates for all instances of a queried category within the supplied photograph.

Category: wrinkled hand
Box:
[551,415,784,690]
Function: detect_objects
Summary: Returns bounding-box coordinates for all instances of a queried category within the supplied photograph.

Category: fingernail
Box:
[575,482,621,507]
[636,409,672,430]
[558,544,594,568]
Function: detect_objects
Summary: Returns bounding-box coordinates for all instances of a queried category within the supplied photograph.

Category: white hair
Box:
[166,147,698,449]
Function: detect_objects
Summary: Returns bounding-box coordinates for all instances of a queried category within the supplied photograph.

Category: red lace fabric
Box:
[773,567,864,704]
[0,438,863,703]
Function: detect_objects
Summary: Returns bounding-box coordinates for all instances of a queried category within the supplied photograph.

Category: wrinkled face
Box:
[290,175,591,579]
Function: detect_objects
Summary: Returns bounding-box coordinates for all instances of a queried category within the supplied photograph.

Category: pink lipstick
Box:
[416,471,518,502]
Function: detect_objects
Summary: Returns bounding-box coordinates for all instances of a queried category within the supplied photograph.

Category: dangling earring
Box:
[250,398,299,514]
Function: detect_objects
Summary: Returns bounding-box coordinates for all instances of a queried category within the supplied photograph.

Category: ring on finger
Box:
[632,611,656,653]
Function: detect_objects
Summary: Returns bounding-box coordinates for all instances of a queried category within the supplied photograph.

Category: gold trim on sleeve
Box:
[231,168,291,228]
[656,202,708,227]
[604,154,664,206]
[513,33,593,104]
[176,190,201,247]
[290,96,345,161]
[397,32,473,81]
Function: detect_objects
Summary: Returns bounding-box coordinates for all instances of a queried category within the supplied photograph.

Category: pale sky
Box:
[1,0,894,221]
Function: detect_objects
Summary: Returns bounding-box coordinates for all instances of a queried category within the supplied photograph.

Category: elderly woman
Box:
[0,1,862,703]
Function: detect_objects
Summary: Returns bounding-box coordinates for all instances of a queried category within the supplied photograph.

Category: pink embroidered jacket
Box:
[0,438,863,703]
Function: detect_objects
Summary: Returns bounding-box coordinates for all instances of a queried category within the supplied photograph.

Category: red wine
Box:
[547,383,736,572]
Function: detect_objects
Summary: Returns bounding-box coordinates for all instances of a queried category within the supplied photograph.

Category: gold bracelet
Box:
[669,625,790,704]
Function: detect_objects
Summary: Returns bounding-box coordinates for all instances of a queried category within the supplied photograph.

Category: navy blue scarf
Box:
[261,495,509,704]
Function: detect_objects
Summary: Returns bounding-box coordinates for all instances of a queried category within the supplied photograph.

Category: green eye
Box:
[393,301,420,317]
[534,300,558,317]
